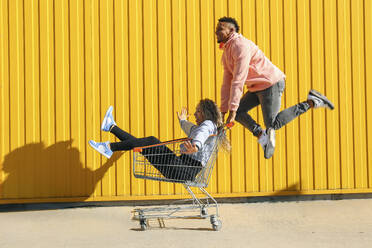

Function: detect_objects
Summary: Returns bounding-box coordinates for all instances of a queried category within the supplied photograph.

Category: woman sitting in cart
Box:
[89,99,230,181]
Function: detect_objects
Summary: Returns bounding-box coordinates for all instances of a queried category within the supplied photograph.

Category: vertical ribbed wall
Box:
[0,0,371,204]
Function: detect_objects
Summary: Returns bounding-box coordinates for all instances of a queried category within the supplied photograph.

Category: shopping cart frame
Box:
[131,125,231,231]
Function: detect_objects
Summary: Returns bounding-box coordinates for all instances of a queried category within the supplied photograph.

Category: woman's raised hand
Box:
[177,107,189,121]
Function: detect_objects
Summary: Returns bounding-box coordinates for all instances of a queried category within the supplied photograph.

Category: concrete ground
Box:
[0,198,371,248]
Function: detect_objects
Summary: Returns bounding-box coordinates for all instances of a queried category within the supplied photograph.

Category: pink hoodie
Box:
[220,33,285,113]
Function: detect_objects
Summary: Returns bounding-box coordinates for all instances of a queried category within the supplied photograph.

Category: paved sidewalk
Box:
[0,198,371,248]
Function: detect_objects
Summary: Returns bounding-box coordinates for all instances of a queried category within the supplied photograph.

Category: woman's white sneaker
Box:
[89,140,113,159]
[101,106,117,132]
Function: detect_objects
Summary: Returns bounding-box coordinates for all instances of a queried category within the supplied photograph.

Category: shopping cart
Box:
[131,123,233,231]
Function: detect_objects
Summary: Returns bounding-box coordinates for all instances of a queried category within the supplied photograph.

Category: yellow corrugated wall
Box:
[1,0,371,204]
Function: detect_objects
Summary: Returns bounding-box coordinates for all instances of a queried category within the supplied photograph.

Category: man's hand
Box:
[181,140,199,154]
[226,111,236,124]
[177,107,189,121]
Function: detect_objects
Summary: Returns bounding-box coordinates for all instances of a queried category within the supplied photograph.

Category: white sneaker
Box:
[308,90,335,110]
[258,129,275,159]
[258,131,268,151]
[101,106,117,132]
[265,128,275,159]
[89,140,113,159]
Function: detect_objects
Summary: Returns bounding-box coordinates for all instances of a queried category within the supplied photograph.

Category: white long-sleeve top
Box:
[179,119,218,166]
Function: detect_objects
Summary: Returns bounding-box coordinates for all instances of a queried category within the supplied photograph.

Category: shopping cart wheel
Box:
[140,219,147,231]
[201,207,208,217]
[212,220,222,231]
[210,215,222,231]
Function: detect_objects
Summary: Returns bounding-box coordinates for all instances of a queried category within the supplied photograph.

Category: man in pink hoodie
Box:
[216,17,334,159]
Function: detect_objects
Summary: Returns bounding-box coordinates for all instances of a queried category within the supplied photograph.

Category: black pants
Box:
[110,126,202,181]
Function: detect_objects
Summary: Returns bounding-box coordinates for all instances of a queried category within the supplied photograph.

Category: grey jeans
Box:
[235,80,311,137]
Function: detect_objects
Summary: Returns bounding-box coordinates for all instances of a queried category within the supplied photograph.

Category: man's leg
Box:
[260,80,312,130]
[235,91,262,137]
[256,81,286,159]
[258,80,286,129]
[258,80,333,159]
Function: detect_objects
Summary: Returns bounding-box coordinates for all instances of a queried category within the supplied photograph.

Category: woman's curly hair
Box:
[198,99,231,153]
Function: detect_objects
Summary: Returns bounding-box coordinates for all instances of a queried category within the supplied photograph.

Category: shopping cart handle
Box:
[226,122,235,128]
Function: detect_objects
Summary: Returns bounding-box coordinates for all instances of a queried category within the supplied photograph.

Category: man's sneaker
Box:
[308,90,334,110]
[101,106,117,131]
[89,140,113,159]
[258,130,268,150]
[264,128,275,159]
[258,129,275,159]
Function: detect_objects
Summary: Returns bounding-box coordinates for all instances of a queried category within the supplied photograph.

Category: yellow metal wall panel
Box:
[113,0,132,197]
[270,0,286,192]
[324,0,341,190]
[311,0,327,190]
[38,0,55,198]
[200,0,217,194]
[338,0,355,189]
[1,0,372,204]
[228,0,245,194]
[351,0,368,189]
[171,0,188,196]
[366,0,372,188]
[128,0,145,196]
[241,0,260,194]
[143,0,160,196]
[84,0,98,198]
[0,1,11,200]
[283,0,301,192]
[256,0,273,192]
[158,0,174,195]
[0,0,10,198]
[214,0,231,195]
[24,0,40,198]
[297,0,314,191]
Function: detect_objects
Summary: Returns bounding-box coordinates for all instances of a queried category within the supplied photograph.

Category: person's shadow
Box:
[1,140,123,200]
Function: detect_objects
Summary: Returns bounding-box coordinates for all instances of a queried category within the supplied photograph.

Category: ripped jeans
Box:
[235,80,311,137]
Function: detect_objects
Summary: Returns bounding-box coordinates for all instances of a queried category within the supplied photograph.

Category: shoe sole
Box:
[264,128,275,159]
[89,141,112,159]
[101,106,113,131]
[309,89,335,110]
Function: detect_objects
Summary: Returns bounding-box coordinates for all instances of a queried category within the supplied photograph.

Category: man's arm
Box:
[226,44,251,123]
[220,65,233,114]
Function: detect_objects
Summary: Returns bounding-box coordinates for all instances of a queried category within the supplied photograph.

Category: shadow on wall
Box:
[0,141,123,200]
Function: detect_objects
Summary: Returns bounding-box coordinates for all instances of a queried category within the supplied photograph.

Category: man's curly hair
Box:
[218,17,240,33]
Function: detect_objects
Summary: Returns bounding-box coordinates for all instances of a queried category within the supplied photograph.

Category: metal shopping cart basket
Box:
[131,124,232,231]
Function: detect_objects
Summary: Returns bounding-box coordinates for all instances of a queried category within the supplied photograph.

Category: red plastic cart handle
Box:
[226,122,235,128]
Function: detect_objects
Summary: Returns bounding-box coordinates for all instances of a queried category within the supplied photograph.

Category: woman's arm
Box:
[177,107,195,136]
[181,120,215,154]
[189,120,215,150]
[181,140,199,154]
